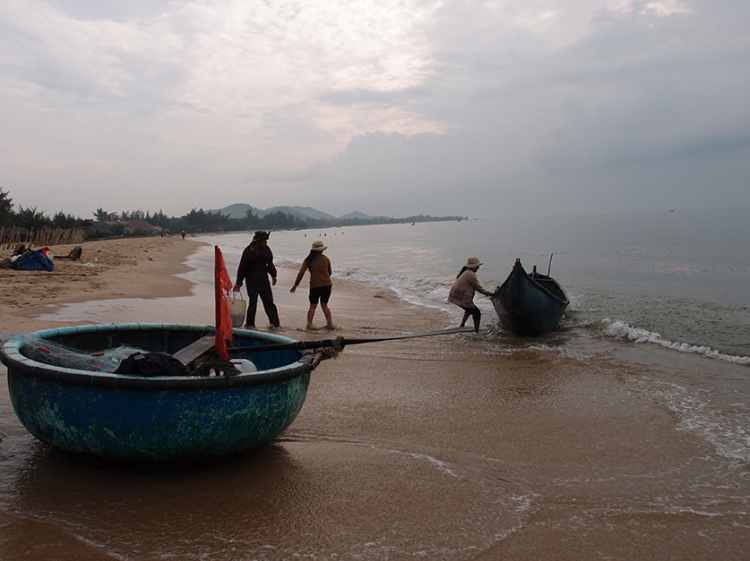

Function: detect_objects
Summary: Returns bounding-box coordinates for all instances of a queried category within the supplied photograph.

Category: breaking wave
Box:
[602,319,750,366]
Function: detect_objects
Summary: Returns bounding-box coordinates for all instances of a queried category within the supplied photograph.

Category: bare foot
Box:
[324,324,338,330]
[306,322,319,331]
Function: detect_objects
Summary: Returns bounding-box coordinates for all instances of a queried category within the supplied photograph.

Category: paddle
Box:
[227,326,474,354]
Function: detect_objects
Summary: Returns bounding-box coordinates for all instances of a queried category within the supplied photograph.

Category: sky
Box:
[1,0,749,220]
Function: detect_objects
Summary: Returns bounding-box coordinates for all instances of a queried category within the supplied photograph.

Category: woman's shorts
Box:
[459,305,481,321]
[309,285,332,305]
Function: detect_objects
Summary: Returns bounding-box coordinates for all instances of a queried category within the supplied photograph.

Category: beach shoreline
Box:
[0,236,202,336]
[2,235,749,560]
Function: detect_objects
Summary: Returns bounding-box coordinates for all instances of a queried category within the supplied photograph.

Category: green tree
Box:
[258,211,307,230]
[244,208,259,224]
[52,211,82,229]
[121,209,145,220]
[0,188,13,226]
[14,206,50,229]
[149,210,172,228]
[93,208,115,221]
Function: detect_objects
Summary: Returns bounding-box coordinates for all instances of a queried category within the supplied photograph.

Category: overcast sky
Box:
[1,0,748,219]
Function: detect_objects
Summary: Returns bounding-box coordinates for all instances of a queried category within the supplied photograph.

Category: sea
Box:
[210,206,750,363]
[1,206,750,559]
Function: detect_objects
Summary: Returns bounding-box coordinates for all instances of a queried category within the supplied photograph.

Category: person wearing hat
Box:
[448,257,493,332]
[233,230,280,328]
[290,240,335,330]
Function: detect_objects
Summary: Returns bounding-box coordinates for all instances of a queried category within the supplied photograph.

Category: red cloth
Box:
[214,246,234,359]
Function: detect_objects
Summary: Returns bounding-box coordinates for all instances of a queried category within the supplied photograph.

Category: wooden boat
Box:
[0,323,322,463]
[491,258,569,336]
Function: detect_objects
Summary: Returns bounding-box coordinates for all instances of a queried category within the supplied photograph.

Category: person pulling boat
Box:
[448,257,494,333]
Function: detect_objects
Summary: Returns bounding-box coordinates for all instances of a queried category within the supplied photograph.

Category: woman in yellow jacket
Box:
[290,240,336,330]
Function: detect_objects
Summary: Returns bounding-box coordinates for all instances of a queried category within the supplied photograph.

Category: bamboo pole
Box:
[0,227,86,250]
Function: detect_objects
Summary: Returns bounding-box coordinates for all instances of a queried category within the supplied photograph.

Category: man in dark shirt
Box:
[233,230,280,328]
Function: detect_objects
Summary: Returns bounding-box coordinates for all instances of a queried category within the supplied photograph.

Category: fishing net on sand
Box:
[9,333,148,373]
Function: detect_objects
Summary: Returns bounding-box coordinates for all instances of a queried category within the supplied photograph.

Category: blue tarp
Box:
[11,249,54,271]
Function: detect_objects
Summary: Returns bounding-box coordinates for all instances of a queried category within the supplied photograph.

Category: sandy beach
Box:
[0,237,198,335]
[1,236,749,560]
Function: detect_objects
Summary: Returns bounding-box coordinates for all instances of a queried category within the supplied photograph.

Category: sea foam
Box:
[602,319,750,366]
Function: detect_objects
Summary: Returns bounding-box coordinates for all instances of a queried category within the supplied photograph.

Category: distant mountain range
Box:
[208,203,378,221]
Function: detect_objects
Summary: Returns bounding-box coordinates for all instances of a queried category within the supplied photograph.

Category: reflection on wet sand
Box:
[3,428,537,560]
[2,242,750,559]
[3,330,750,560]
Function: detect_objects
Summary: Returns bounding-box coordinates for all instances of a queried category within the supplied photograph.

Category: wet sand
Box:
[1,237,749,560]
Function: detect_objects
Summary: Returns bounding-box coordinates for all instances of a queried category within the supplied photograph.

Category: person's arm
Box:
[234,248,249,290]
[468,272,493,296]
[478,282,494,296]
[265,247,278,284]
[290,260,309,293]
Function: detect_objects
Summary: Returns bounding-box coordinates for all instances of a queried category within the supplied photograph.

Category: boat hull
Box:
[491,263,569,336]
[0,324,314,462]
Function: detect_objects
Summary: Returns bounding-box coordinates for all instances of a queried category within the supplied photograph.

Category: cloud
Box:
[296,0,750,216]
[0,0,749,218]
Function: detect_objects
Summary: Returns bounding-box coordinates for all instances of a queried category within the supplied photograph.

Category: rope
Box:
[313,336,345,361]
[316,346,340,360]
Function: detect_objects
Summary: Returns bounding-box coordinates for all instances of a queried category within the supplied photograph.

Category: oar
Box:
[227,326,474,354]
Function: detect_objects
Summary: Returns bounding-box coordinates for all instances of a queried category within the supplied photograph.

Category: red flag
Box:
[214,246,234,359]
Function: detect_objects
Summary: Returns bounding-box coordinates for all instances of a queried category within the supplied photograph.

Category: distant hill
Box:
[339,211,372,220]
[209,203,262,219]
[210,203,352,220]
[208,203,465,225]
[264,206,337,221]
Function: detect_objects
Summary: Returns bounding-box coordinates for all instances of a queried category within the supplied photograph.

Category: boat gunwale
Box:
[1,323,313,391]
[497,267,570,306]
[491,262,570,336]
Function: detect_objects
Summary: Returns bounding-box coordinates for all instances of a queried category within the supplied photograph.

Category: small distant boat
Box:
[491,258,569,336]
[0,323,322,463]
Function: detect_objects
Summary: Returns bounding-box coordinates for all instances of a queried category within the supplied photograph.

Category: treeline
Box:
[94,207,311,234]
[332,214,465,226]
[0,189,307,234]
[0,188,465,237]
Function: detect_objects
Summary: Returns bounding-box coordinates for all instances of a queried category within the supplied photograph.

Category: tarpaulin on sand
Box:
[11,248,54,271]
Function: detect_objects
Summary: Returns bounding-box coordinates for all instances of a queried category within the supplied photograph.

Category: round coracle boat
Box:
[0,323,319,463]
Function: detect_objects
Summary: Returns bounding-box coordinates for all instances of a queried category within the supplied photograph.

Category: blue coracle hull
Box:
[1,324,314,462]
